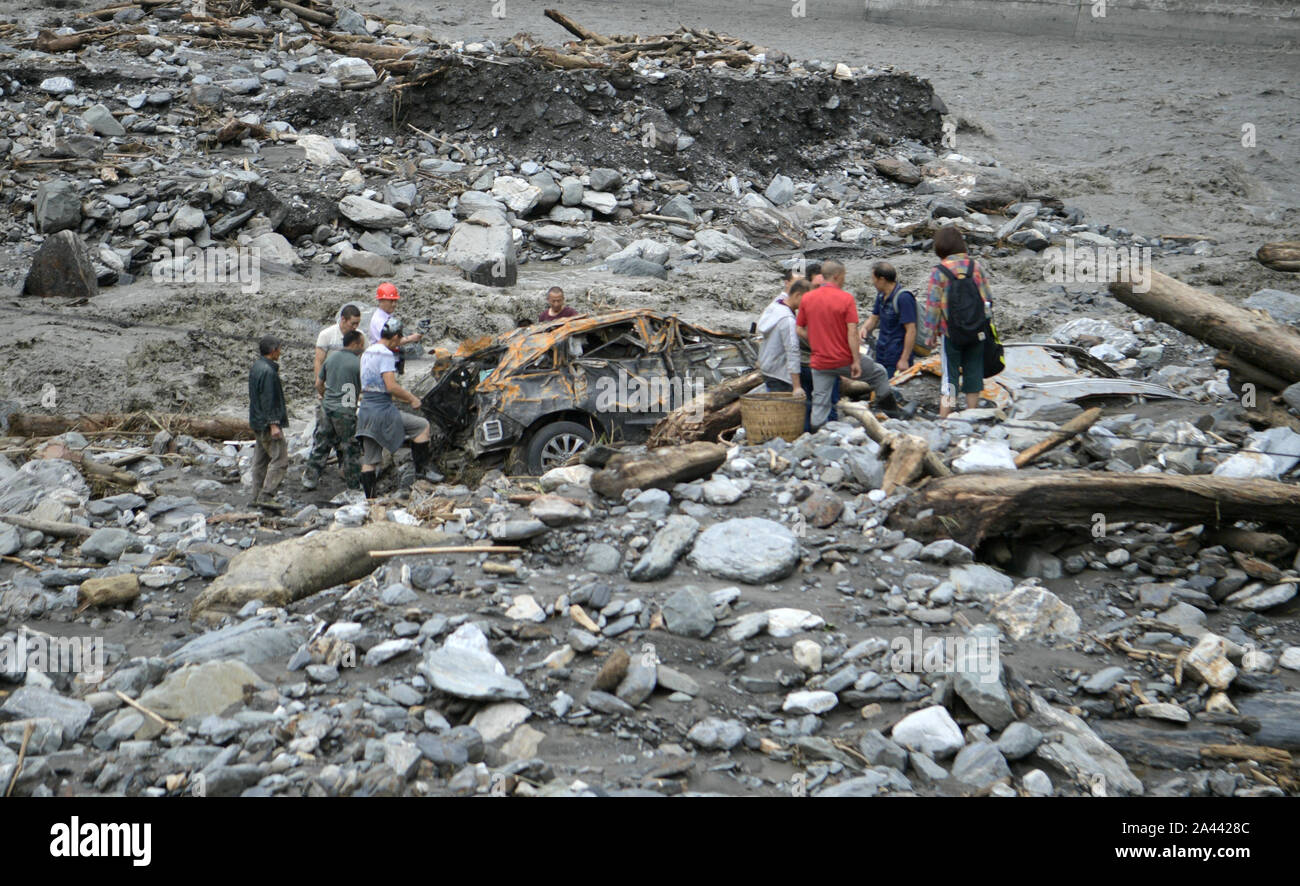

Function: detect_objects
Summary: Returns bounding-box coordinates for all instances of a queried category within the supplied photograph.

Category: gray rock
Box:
[909,751,949,784]
[1027,691,1143,795]
[40,76,75,95]
[0,524,19,557]
[82,103,125,137]
[587,168,622,192]
[628,515,698,581]
[336,245,392,278]
[953,646,1014,730]
[764,174,795,206]
[338,195,406,229]
[363,638,416,667]
[687,717,746,750]
[815,767,912,796]
[0,687,92,742]
[858,729,908,770]
[585,690,635,716]
[659,195,696,223]
[167,617,304,665]
[1244,289,1300,325]
[1082,666,1126,694]
[1224,582,1297,611]
[627,488,671,518]
[23,229,98,301]
[335,6,369,35]
[616,657,657,706]
[607,255,669,279]
[694,229,762,262]
[661,585,715,638]
[80,527,135,561]
[996,722,1042,760]
[418,647,527,701]
[533,225,591,248]
[489,519,549,542]
[445,211,517,286]
[947,563,1014,599]
[583,542,622,574]
[688,518,800,583]
[951,741,1011,789]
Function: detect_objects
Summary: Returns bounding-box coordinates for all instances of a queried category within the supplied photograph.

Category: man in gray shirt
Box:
[302,330,364,491]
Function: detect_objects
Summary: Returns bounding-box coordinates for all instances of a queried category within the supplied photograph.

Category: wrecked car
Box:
[409,309,759,474]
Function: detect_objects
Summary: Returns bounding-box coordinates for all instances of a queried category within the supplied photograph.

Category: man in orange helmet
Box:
[367,282,424,347]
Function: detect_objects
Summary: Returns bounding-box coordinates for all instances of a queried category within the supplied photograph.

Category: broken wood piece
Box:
[5,412,252,440]
[1,555,41,572]
[647,369,761,448]
[1213,351,1291,395]
[1110,270,1300,384]
[114,690,178,733]
[1205,527,1294,559]
[191,524,450,616]
[590,441,728,499]
[1200,744,1293,768]
[881,434,930,494]
[544,8,613,44]
[1256,240,1300,273]
[838,401,950,482]
[1013,407,1102,468]
[34,440,139,486]
[569,604,600,632]
[0,514,95,539]
[270,0,335,26]
[481,561,517,576]
[77,573,141,609]
[892,470,1300,549]
[5,722,34,797]
[369,545,523,558]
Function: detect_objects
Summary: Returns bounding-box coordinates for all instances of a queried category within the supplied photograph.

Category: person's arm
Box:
[899,323,917,372]
[795,305,809,344]
[859,314,879,340]
[973,261,993,311]
[781,318,802,394]
[313,347,326,397]
[382,370,421,409]
[846,321,861,377]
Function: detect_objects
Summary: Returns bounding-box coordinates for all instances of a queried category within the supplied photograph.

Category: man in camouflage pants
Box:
[302,330,365,490]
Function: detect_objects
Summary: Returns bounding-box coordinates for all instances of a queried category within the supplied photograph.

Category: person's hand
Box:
[850,362,862,379]
[270,424,283,439]
[792,385,803,397]
[409,394,422,409]
[859,327,869,342]
[897,357,910,374]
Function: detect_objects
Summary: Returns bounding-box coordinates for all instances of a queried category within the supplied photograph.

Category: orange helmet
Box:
[376,282,399,300]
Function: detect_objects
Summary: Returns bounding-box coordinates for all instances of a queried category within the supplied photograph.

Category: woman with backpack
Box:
[922,227,994,417]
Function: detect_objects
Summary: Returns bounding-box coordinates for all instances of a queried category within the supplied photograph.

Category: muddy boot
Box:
[360,472,377,500]
[410,441,444,483]
[875,392,904,419]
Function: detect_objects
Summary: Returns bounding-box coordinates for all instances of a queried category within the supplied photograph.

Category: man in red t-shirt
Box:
[797,260,902,427]
[539,287,579,324]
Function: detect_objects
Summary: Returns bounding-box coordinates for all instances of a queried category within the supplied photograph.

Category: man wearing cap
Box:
[302,329,365,492]
[355,317,443,498]
[368,282,424,347]
[248,335,289,510]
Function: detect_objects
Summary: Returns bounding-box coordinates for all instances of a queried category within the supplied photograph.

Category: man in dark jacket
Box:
[249,335,289,510]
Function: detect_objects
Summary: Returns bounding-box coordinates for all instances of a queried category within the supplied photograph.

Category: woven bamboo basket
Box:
[739,392,806,444]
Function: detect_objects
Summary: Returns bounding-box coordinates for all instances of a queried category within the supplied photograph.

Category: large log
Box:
[1110,271,1300,384]
[1213,351,1291,394]
[1257,241,1300,273]
[893,471,1300,549]
[6,412,252,439]
[191,524,451,616]
[590,442,727,500]
[0,514,95,539]
[647,369,761,448]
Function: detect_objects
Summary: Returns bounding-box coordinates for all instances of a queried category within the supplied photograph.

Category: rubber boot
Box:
[360,471,377,500]
[410,441,444,483]
[876,392,904,419]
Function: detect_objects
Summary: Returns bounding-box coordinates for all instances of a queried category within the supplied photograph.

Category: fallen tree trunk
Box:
[1205,528,1294,559]
[6,412,251,439]
[191,524,450,617]
[590,441,727,500]
[544,8,612,44]
[269,0,335,26]
[1110,271,1300,384]
[838,401,950,492]
[0,514,95,539]
[1257,241,1300,273]
[1213,351,1291,394]
[1013,407,1102,468]
[893,471,1300,549]
[647,369,761,448]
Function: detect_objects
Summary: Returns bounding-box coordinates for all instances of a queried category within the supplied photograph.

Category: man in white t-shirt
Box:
[313,304,362,397]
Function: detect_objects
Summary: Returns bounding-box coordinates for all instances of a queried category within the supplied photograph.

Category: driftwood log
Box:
[590,442,727,500]
[1110,271,1300,384]
[0,514,95,539]
[35,441,139,487]
[6,412,251,439]
[1257,241,1300,273]
[892,471,1300,549]
[647,369,761,448]
[838,401,949,492]
[1013,407,1102,468]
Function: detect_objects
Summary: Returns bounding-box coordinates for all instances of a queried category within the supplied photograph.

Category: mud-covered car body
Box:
[411,309,759,467]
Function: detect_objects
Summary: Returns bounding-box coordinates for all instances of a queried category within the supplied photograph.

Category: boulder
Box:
[688,518,800,583]
[34,180,81,234]
[338,195,406,229]
[445,211,517,286]
[22,230,98,299]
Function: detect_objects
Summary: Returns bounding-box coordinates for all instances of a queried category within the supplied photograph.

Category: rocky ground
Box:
[0,1,1298,798]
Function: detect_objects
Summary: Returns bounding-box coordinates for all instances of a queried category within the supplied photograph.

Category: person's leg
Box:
[264,435,288,496]
[302,413,334,488]
[250,431,269,500]
[859,356,891,400]
[810,368,839,429]
[360,436,383,498]
[941,336,960,417]
[961,340,986,410]
[800,365,816,431]
[764,377,793,393]
[334,413,362,490]
[403,414,442,481]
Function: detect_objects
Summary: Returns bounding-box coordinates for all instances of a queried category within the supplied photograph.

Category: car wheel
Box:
[526,421,593,474]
